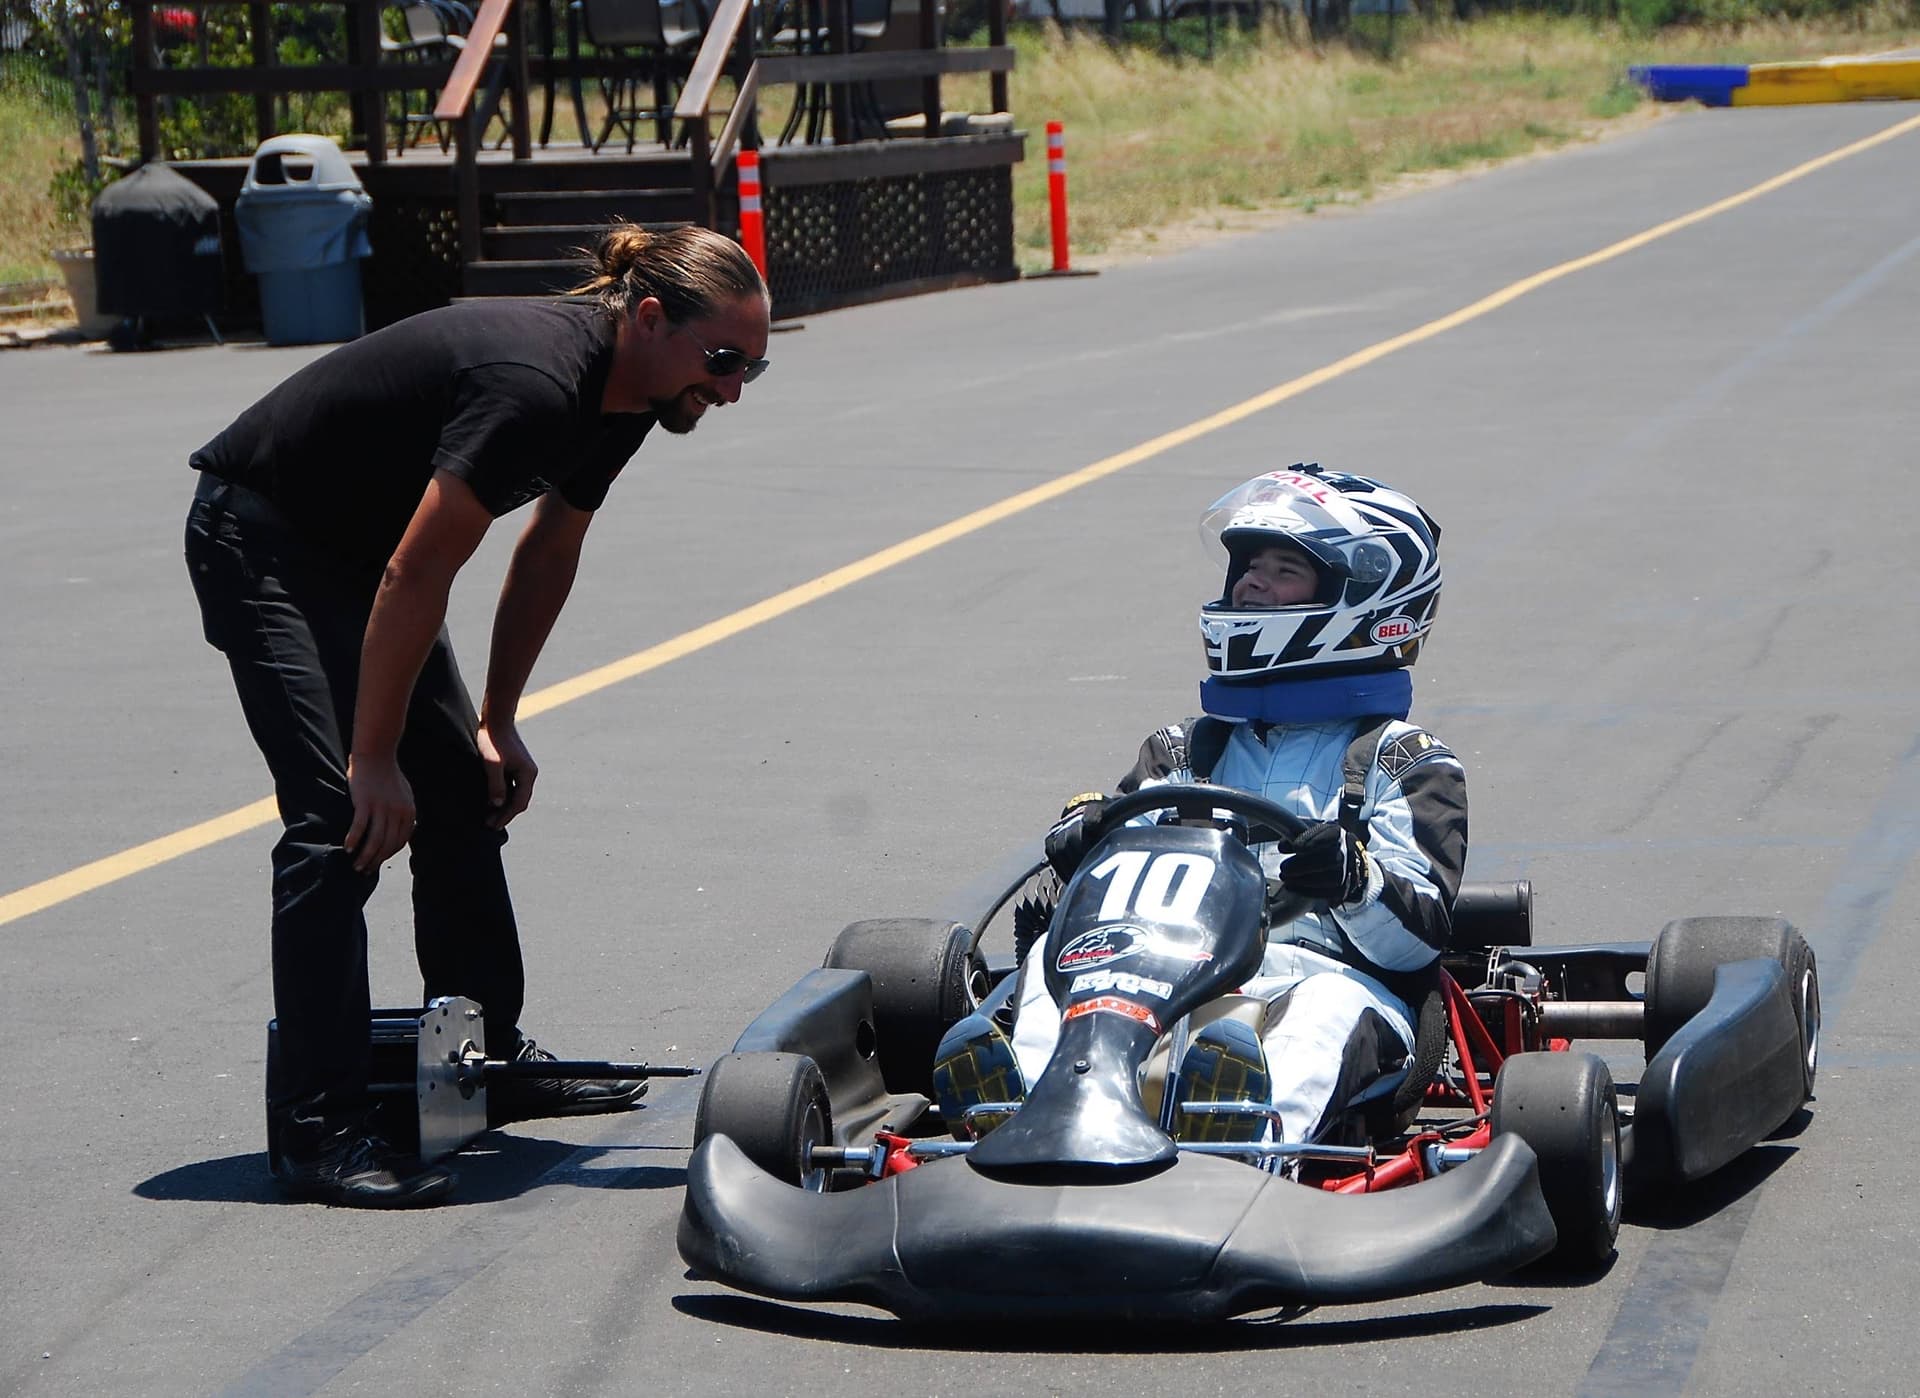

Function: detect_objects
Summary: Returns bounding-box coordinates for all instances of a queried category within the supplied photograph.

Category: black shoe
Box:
[273,1127,455,1208]
[486,1037,647,1127]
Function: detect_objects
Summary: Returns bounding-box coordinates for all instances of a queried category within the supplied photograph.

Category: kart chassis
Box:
[679,786,1818,1318]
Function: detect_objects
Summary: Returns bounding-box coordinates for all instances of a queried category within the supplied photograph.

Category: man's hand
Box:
[1043,792,1109,880]
[346,752,416,873]
[480,720,538,830]
[1277,820,1371,905]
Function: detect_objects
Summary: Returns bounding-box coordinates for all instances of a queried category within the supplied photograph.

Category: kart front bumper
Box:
[678,1132,1557,1321]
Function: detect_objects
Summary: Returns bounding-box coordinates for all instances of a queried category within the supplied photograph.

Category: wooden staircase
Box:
[456,154,713,298]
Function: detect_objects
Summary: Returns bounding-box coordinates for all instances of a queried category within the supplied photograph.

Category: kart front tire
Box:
[1644,916,1819,1100]
[693,1052,835,1192]
[825,918,984,1097]
[1491,1050,1622,1269]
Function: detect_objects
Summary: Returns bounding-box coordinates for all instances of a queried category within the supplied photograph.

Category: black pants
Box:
[185,473,525,1151]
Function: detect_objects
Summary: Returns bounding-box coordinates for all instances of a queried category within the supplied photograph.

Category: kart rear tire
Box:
[1644,917,1819,1099]
[825,918,985,1097]
[693,1052,835,1192]
[1491,1050,1622,1268]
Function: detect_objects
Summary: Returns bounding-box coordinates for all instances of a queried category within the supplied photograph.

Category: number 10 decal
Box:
[1087,851,1217,922]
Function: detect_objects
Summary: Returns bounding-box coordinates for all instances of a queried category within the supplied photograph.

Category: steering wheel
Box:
[970,784,1322,960]
[1089,783,1316,927]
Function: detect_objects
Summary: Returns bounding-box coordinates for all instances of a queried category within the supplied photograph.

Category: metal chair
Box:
[576,0,707,151]
[844,0,893,139]
[850,0,890,42]
[765,0,886,48]
[384,0,513,153]
[769,0,888,143]
[383,2,460,152]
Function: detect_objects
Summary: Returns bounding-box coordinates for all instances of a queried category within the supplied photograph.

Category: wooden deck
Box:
[173,136,701,184]
[173,129,1022,323]
[139,0,1022,323]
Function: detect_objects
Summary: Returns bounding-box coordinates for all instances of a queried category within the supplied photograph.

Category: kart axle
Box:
[807,1137,1377,1177]
[1178,1141,1376,1162]
[1536,1001,1644,1040]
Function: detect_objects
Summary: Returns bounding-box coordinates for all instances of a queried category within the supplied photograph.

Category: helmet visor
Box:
[1199,470,1367,565]
[1207,473,1395,608]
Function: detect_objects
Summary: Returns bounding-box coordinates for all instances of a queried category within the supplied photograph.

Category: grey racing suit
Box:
[1011,714,1468,1145]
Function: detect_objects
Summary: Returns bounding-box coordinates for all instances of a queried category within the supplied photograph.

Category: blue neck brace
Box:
[1200,669,1413,724]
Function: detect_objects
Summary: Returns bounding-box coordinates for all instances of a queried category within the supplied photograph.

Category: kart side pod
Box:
[723,966,932,1146]
[1629,957,1806,1185]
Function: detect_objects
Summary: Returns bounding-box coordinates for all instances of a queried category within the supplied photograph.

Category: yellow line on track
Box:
[6,110,1918,928]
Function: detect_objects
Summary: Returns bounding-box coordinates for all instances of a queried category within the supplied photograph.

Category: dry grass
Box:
[967,6,1920,269]
[0,60,88,285]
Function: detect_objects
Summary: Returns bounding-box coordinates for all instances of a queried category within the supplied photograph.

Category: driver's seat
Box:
[1345,878,1534,1141]
[1349,966,1448,1142]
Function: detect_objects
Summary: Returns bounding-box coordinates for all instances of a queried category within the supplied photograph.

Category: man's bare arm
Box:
[477,490,594,827]
[346,469,495,871]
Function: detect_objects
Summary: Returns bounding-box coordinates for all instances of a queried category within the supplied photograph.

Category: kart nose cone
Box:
[968,1030,1177,1179]
[678,1132,1558,1321]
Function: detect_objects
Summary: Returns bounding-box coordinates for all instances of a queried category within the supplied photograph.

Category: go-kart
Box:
[677,785,1819,1321]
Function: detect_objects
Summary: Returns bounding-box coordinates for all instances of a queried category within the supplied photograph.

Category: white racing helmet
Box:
[1198,465,1442,682]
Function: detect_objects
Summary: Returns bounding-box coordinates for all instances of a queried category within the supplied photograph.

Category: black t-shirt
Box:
[191,299,654,566]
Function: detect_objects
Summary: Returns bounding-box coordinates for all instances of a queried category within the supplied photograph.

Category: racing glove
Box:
[1276,820,1372,905]
[1043,792,1109,880]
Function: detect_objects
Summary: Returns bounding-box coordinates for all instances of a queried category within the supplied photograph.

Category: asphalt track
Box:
[4,100,1919,1397]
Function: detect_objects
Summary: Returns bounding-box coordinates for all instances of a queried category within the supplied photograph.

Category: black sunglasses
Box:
[683,324,770,384]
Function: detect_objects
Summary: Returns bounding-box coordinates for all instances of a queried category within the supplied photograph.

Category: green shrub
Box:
[47,154,118,233]
[1617,0,1677,28]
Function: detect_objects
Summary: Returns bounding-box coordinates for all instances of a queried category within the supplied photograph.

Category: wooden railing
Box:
[670,0,756,229]
[127,0,534,167]
[432,0,532,261]
[673,0,1015,218]
[431,0,530,152]
[128,0,443,162]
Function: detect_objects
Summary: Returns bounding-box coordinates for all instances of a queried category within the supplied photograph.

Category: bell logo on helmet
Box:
[1271,472,1333,503]
[1371,617,1416,645]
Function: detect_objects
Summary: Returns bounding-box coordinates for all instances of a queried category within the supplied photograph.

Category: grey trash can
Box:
[235,135,373,346]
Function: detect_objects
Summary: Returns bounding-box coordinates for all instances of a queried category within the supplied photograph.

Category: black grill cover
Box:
[91,162,225,317]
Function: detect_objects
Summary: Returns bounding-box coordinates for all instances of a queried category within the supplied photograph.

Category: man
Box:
[186,224,771,1206]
